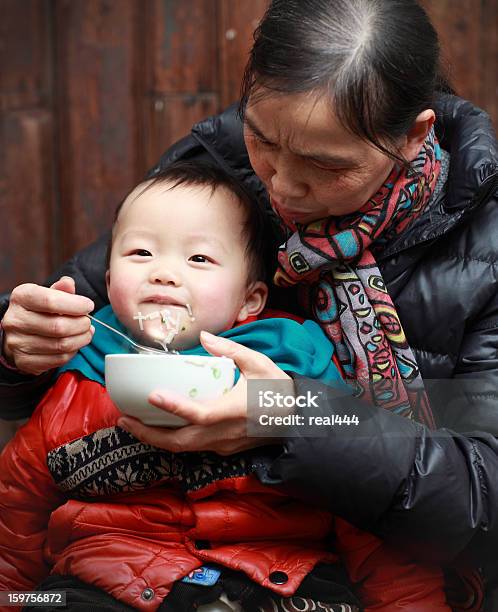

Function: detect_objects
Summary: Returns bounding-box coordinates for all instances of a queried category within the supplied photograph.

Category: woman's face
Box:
[243,90,397,225]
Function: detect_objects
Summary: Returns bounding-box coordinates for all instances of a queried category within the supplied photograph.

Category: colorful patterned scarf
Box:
[274,128,442,427]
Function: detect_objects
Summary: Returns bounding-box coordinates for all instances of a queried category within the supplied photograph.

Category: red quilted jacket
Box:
[0,372,449,610]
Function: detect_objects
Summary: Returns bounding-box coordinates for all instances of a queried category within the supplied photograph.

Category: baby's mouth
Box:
[144,296,185,307]
[133,302,196,351]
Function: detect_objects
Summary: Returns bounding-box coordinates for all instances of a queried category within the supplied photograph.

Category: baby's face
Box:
[107,181,262,350]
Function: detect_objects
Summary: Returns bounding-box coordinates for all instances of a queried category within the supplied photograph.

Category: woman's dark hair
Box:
[106,161,273,284]
[241,0,453,162]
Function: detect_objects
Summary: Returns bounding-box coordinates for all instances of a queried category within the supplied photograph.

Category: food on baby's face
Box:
[186,303,196,322]
[133,303,196,353]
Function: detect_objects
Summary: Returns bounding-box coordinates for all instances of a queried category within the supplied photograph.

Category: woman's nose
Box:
[270,155,307,200]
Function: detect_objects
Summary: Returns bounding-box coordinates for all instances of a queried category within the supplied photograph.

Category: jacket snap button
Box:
[141,587,155,601]
[269,571,288,585]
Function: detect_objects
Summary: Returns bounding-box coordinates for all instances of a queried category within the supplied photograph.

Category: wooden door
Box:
[1,0,496,294]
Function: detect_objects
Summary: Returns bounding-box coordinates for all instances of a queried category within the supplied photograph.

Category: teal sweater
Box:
[59,305,347,391]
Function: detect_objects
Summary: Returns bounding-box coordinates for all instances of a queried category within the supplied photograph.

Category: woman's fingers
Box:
[12,351,80,376]
[146,381,247,426]
[118,415,256,455]
[118,333,293,453]
[4,309,92,338]
[7,328,95,356]
[200,331,290,380]
[49,275,76,294]
[10,280,94,315]
[2,279,95,373]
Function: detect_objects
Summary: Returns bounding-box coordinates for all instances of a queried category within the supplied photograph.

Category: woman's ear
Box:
[399,109,436,161]
[236,281,269,322]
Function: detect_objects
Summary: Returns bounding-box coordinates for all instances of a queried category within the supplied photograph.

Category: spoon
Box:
[86,314,167,355]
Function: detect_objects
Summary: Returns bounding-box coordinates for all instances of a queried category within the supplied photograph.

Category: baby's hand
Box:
[2,276,95,375]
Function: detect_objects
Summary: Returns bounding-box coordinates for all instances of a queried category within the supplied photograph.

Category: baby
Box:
[103,163,269,353]
[0,162,449,611]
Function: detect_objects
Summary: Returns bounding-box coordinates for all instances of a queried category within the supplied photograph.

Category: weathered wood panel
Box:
[0,111,55,293]
[146,0,218,94]
[218,0,270,108]
[0,0,54,293]
[144,94,218,171]
[54,0,142,261]
[0,0,496,297]
[0,0,51,112]
[479,0,498,124]
[142,0,220,168]
[423,0,482,103]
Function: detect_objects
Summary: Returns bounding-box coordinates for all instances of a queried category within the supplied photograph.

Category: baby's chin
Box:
[137,329,200,353]
[124,313,191,350]
[163,335,199,352]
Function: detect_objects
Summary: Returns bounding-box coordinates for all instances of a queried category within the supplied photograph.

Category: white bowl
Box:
[105,353,236,427]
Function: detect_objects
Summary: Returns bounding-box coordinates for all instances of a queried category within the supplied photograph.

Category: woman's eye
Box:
[189,254,211,263]
[248,131,275,149]
[310,161,341,172]
[256,135,275,148]
[131,249,152,257]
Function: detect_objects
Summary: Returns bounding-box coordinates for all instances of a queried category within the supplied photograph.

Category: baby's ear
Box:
[105,270,111,293]
[236,281,268,322]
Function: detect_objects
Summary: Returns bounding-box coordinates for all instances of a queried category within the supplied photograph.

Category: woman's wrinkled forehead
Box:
[244,89,369,166]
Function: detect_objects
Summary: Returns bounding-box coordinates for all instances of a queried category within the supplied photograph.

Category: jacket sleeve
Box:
[0,393,65,591]
[334,517,449,611]
[257,375,498,571]
[439,278,498,436]
[0,233,110,420]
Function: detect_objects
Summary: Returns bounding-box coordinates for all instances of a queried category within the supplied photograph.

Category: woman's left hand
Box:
[117,331,291,455]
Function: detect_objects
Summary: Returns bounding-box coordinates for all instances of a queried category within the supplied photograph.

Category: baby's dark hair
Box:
[106,161,270,284]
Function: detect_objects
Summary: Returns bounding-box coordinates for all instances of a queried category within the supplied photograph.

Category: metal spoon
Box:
[87,314,167,355]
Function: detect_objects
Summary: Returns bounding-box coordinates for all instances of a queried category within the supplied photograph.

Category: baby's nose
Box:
[150,265,181,286]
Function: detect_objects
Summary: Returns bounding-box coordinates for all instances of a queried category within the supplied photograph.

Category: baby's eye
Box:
[189,254,212,263]
[131,249,152,257]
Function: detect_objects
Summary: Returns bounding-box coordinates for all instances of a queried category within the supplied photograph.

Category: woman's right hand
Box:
[1,276,95,375]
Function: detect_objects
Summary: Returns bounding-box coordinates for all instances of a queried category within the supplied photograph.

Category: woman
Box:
[1,0,497,607]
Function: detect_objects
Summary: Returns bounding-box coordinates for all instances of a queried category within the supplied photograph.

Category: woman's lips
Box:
[270,197,310,223]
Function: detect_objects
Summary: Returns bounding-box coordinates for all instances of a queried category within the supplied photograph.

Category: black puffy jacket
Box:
[1,95,498,576]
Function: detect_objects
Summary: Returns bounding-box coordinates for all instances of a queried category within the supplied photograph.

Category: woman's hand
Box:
[1,276,95,375]
[117,331,292,455]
